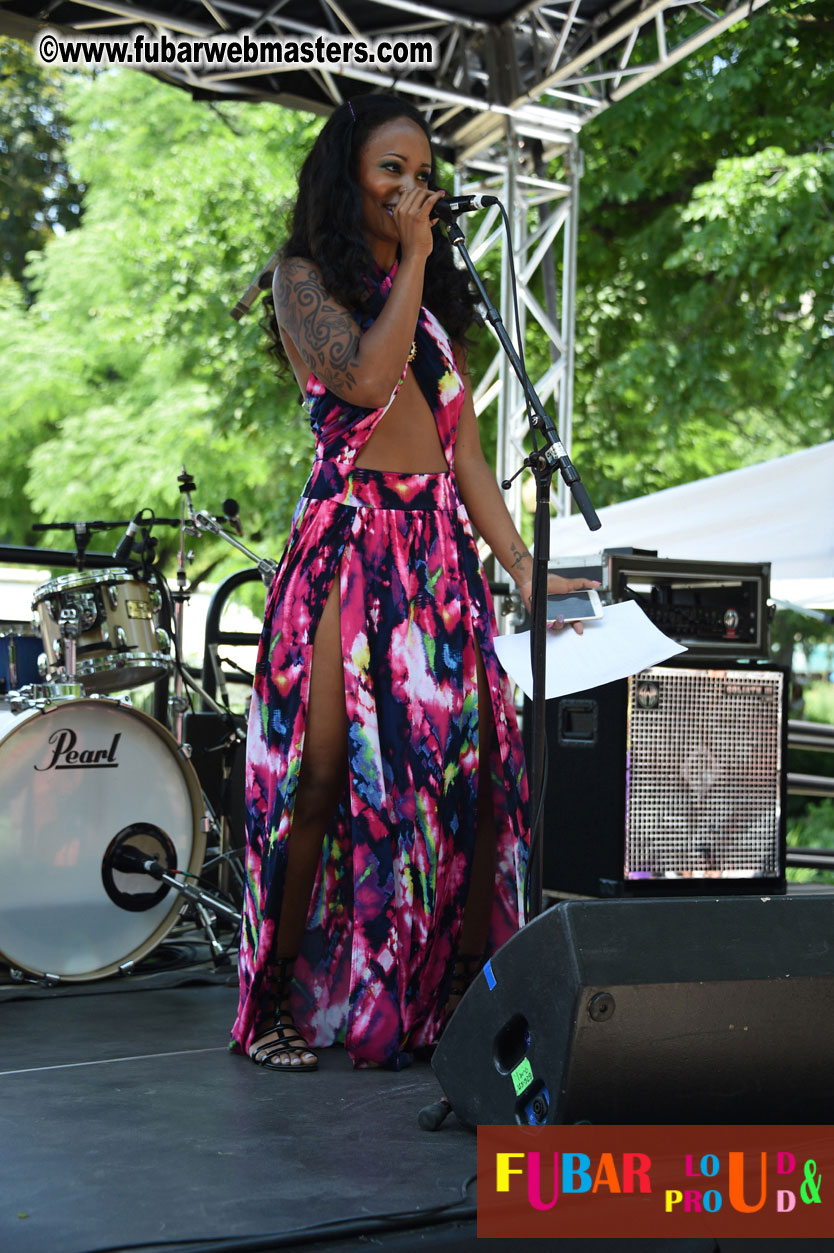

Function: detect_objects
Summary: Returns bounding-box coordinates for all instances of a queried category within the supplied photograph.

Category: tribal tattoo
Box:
[275,262,361,393]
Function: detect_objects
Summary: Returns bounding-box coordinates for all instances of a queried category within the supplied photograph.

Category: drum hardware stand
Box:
[114,843,241,966]
[179,474,273,899]
[165,468,201,745]
[6,967,62,988]
[32,519,97,571]
[57,605,79,681]
[190,697,247,901]
[31,517,157,572]
[190,509,279,588]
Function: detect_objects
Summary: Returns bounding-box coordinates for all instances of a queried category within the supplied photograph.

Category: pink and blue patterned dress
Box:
[231,262,529,1069]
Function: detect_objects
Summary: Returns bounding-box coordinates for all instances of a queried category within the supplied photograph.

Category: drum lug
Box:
[118,961,136,976]
[156,628,171,653]
[200,815,214,835]
[78,592,98,631]
[180,741,193,759]
[41,973,61,987]
[115,626,128,649]
[107,584,119,610]
[59,607,79,638]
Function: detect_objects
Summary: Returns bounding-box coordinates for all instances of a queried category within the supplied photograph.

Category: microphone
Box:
[111,845,162,877]
[112,511,143,563]
[433,194,500,224]
[222,498,243,536]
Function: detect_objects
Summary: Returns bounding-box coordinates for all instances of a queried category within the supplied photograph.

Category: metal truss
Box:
[5,0,775,150]
[454,130,582,539]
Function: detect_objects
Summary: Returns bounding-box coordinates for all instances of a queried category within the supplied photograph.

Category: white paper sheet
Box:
[493,599,687,700]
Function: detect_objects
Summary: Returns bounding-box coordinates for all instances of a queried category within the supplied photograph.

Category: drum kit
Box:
[0,469,277,986]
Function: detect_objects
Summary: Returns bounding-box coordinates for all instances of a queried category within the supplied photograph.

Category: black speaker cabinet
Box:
[432,895,834,1126]
[525,663,788,897]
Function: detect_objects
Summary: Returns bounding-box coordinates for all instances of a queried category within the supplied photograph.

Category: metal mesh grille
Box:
[624,667,784,881]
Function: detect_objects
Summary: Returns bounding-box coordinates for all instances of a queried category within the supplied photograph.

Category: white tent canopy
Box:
[549,441,834,610]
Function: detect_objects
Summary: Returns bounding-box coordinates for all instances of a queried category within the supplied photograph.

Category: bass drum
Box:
[0,699,205,981]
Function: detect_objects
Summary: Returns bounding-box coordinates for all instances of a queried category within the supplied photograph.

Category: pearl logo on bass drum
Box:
[34,728,122,771]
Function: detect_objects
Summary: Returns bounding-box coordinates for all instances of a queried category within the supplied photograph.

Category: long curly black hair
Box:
[262,94,479,370]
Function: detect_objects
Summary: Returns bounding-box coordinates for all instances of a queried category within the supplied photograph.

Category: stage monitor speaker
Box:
[432,895,834,1125]
[527,663,787,897]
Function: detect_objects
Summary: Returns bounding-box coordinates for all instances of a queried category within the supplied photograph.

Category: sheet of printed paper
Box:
[494,599,687,700]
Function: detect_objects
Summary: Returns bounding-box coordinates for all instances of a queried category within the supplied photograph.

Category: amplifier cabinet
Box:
[530,663,787,897]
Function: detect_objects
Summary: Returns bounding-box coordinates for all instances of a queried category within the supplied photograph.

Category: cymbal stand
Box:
[167,470,278,906]
[168,468,199,744]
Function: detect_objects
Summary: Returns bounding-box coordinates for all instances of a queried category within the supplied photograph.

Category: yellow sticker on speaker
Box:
[511,1057,533,1095]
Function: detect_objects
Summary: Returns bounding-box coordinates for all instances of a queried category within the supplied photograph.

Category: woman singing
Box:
[231,94,595,1072]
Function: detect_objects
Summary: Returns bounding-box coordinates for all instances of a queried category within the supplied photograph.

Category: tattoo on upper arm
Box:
[275,262,360,391]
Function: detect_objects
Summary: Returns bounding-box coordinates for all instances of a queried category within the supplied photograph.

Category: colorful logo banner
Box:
[477,1125,830,1238]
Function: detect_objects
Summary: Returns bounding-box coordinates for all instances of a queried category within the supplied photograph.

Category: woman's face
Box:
[356,117,433,259]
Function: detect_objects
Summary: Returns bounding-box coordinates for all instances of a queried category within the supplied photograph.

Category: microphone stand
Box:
[111,844,241,966]
[443,216,601,919]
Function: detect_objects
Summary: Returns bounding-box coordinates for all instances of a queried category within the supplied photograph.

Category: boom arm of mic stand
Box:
[192,511,279,586]
[147,865,241,923]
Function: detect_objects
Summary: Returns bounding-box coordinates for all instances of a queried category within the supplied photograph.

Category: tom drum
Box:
[32,568,172,693]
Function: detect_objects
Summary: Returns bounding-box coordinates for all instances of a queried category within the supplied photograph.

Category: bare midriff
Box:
[284,334,448,475]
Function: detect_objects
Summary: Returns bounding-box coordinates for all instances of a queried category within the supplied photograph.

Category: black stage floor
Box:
[1,948,831,1253]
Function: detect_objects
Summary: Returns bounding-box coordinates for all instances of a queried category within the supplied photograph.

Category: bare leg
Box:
[274,580,348,955]
[250,580,348,1070]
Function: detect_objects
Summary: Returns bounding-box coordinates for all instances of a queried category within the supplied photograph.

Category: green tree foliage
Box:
[561,0,834,504]
[0,38,84,292]
[1,54,320,568]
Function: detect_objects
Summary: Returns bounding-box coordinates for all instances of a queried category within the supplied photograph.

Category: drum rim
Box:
[73,652,171,673]
[0,698,208,982]
[32,568,154,602]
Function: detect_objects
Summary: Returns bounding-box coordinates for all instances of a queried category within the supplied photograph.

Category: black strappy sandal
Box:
[248,957,318,1073]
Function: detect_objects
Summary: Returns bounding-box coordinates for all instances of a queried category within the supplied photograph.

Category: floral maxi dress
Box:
[231,264,529,1069]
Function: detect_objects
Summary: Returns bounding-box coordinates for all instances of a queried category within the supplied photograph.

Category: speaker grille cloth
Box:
[625,666,784,880]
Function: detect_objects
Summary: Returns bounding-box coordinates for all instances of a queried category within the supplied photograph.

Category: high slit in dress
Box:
[231,262,529,1069]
